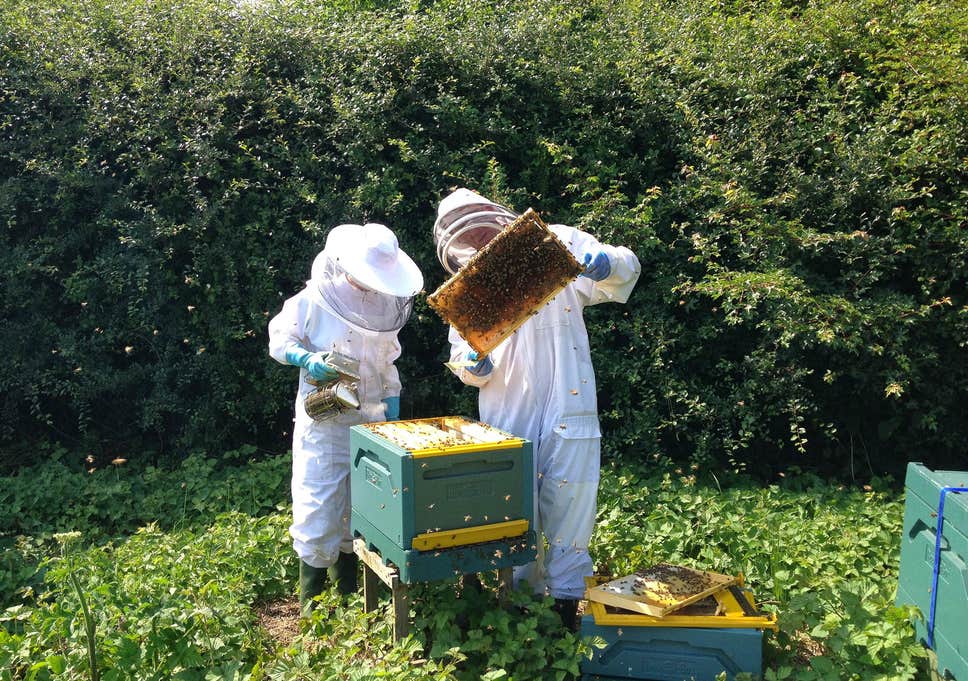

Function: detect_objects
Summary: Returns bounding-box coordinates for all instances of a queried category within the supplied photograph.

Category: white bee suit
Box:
[269,224,421,571]
[269,282,402,568]
[448,224,640,599]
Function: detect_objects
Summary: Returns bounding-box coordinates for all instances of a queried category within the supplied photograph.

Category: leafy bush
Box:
[1,0,965,475]
[2,514,293,681]
[0,457,928,679]
[0,447,289,608]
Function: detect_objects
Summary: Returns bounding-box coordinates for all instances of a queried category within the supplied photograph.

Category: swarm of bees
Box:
[427,208,583,355]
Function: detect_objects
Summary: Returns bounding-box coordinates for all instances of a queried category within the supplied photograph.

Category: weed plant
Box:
[0,455,927,680]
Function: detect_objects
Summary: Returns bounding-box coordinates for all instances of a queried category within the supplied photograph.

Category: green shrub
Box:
[0,447,289,608]
[1,0,965,475]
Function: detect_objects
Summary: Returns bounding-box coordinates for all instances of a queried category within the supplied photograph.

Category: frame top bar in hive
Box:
[427,208,583,355]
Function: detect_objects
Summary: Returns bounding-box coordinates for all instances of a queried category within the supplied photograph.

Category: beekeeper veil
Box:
[433,188,518,275]
[312,223,423,335]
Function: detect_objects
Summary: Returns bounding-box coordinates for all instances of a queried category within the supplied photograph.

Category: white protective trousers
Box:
[449,224,640,599]
[269,281,402,569]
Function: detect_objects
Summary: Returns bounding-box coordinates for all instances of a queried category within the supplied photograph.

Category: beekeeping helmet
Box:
[433,188,518,275]
[312,223,424,334]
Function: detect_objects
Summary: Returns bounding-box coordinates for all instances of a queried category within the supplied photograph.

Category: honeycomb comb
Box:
[427,208,583,355]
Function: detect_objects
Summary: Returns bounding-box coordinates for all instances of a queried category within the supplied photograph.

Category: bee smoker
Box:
[304,351,362,421]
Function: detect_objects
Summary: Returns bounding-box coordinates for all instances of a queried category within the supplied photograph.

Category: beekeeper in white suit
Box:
[434,188,640,630]
[269,222,423,616]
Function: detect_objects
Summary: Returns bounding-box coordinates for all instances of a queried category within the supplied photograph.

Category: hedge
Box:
[1,0,965,476]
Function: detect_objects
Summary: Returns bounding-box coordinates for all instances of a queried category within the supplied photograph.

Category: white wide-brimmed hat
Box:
[322,223,423,297]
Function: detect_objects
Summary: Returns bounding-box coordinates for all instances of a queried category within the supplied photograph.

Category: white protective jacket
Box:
[269,279,402,568]
[448,224,640,598]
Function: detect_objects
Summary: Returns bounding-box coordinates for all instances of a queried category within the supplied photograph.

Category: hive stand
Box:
[354,538,513,643]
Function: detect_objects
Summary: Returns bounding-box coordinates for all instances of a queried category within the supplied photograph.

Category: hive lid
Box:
[905,463,968,513]
[585,563,738,617]
[427,208,583,355]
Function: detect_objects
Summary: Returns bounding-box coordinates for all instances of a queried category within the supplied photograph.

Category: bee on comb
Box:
[427,209,583,355]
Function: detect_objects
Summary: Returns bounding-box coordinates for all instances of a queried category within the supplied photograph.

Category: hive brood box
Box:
[580,574,775,680]
[350,416,537,583]
[427,208,583,355]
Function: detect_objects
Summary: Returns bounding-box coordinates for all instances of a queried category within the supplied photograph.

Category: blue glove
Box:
[285,346,339,382]
[382,396,400,421]
[580,251,611,281]
[466,351,493,377]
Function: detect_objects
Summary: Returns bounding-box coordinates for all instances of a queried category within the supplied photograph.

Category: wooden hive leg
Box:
[363,561,380,614]
[354,538,411,643]
[391,576,410,643]
[497,566,513,603]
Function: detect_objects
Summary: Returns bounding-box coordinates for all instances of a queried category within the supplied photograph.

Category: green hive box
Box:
[580,616,763,681]
[350,417,536,583]
[896,462,968,680]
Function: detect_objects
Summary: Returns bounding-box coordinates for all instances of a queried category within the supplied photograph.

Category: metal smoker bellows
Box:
[304,351,361,421]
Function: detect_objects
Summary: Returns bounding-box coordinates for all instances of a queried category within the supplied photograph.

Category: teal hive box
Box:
[896,462,968,680]
[350,417,536,583]
[580,616,763,681]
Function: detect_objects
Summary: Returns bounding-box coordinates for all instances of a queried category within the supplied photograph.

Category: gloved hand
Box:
[580,251,611,281]
[285,346,339,382]
[466,351,493,377]
[382,396,400,421]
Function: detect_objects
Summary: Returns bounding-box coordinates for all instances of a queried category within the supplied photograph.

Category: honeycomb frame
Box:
[427,208,583,355]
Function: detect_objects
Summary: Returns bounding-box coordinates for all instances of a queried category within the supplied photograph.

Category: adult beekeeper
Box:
[434,188,641,630]
[269,222,423,617]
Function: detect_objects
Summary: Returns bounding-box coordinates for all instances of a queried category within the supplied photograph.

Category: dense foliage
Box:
[1,0,966,475]
[0,455,927,680]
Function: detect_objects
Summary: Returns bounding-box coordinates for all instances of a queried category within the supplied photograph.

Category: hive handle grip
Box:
[354,450,391,478]
[928,486,968,649]
[908,520,949,551]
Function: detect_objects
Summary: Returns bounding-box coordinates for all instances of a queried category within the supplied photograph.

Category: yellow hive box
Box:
[586,563,737,617]
[363,416,523,458]
[584,576,779,631]
[427,209,583,356]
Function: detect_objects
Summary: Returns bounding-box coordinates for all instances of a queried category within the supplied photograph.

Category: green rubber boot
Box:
[299,560,328,618]
[328,551,358,596]
[553,598,579,632]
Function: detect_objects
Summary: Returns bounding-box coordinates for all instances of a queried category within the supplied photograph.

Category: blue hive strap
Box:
[928,486,968,649]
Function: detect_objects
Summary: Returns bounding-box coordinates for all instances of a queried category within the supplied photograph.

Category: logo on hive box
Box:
[365,465,382,489]
[446,480,493,500]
